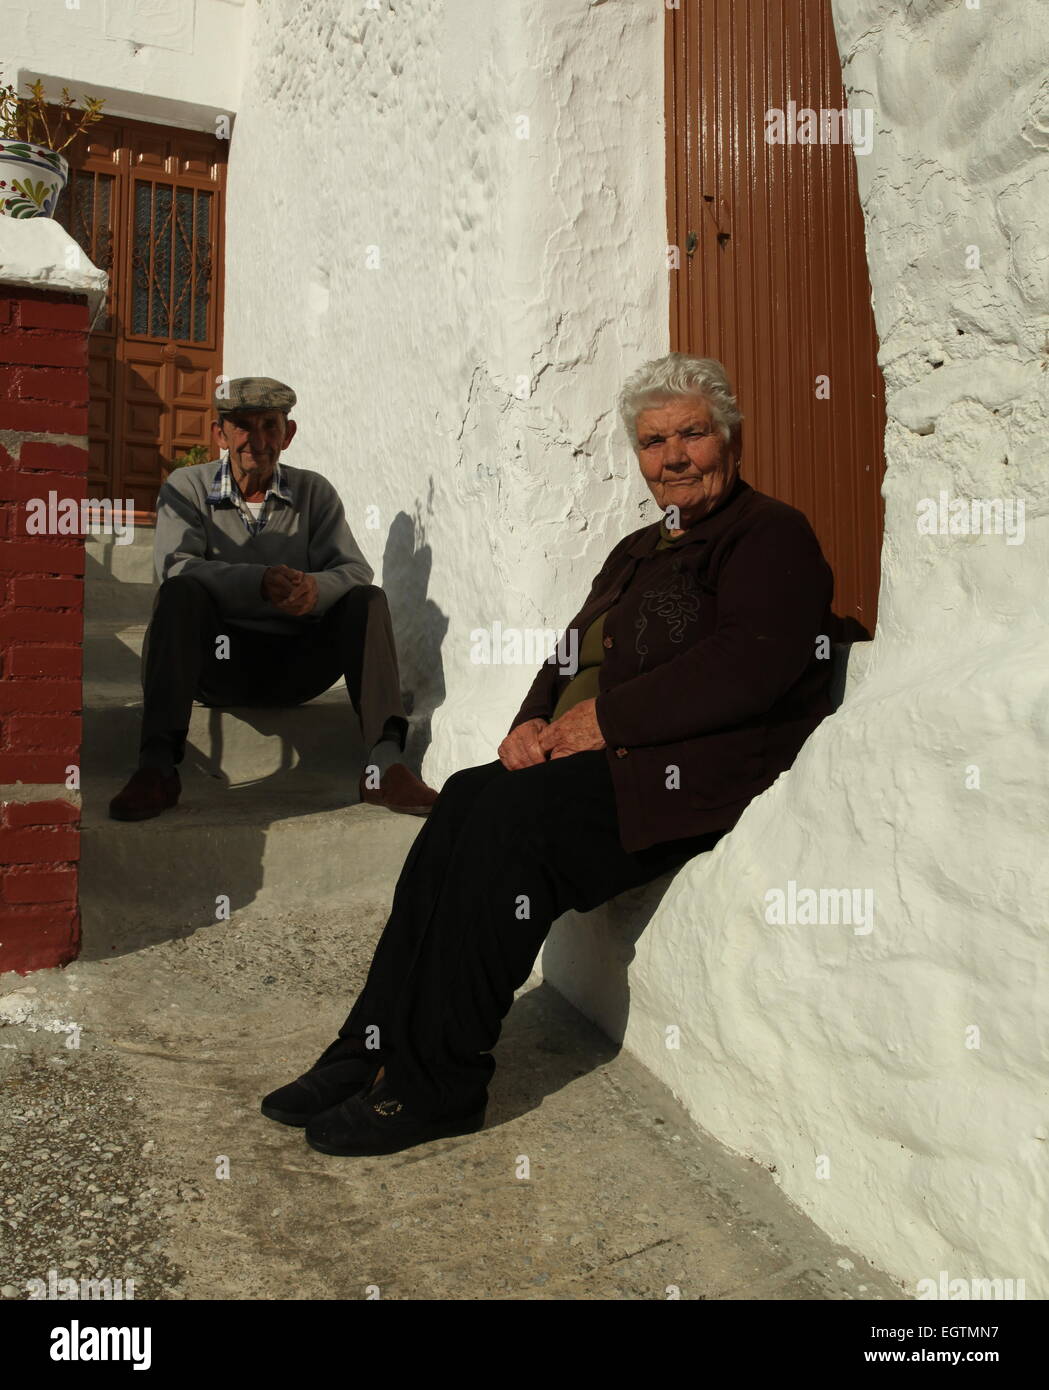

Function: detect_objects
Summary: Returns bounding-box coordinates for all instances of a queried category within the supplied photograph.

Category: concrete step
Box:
[78,603,429,951]
[84,530,156,586]
[82,620,376,788]
[83,581,156,627]
[82,698,366,788]
[83,575,156,626]
[83,533,159,626]
[77,783,423,954]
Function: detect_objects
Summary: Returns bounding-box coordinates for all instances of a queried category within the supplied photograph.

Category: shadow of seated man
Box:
[109,376,436,821]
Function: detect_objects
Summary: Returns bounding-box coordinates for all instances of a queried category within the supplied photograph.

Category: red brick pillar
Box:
[0,286,89,975]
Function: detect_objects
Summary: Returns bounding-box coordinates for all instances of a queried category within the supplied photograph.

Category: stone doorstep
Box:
[77,795,424,952]
[84,531,155,587]
[83,582,156,627]
[81,690,364,788]
[77,601,424,946]
[82,617,372,788]
[83,537,156,625]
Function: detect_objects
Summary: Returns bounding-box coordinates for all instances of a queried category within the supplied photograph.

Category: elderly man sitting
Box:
[109,377,435,821]
[262,352,849,1156]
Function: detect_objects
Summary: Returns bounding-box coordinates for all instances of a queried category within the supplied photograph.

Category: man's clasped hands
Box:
[261,564,319,618]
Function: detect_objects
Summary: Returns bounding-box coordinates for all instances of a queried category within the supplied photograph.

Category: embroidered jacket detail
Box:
[634,571,703,667]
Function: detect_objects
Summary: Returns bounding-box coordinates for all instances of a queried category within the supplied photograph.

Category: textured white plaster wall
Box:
[546,0,1049,1296]
[223,0,667,770]
[5,0,246,132]
[227,0,1049,1293]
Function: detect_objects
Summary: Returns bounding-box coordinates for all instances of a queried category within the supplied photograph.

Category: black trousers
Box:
[138,574,407,768]
[340,750,725,1118]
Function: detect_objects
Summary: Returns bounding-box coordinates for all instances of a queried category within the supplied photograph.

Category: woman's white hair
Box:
[618,352,743,449]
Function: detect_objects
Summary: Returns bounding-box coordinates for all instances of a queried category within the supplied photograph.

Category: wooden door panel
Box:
[126,400,163,437]
[129,136,170,171]
[178,151,215,178]
[53,111,226,521]
[121,353,166,499]
[667,0,885,632]
[86,394,111,436]
[170,359,213,454]
[174,363,208,400]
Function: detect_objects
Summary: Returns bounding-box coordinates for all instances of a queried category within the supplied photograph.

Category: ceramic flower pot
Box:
[0,141,69,218]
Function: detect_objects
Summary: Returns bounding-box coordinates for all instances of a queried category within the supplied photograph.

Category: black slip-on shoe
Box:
[261,1056,382,1128]
[305,1080,486,1157]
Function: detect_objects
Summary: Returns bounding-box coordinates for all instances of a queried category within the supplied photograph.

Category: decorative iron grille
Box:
[131,180,212,343]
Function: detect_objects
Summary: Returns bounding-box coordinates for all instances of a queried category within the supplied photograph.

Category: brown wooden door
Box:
[666,0,885,633]
[53,112,226,522]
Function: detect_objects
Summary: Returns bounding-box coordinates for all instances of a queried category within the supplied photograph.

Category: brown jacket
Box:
[509,474,843,852]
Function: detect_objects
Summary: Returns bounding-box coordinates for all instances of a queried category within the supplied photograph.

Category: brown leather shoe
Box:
[358,763,438,817]
[109,767,181,821]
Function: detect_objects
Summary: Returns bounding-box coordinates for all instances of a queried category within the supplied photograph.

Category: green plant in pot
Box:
[0,76,105,219]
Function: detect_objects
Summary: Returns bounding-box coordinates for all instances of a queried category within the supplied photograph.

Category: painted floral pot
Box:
[0,141,69,218]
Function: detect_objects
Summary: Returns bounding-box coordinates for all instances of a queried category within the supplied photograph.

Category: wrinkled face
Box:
[635,396,740,529]
[212,409,296,475]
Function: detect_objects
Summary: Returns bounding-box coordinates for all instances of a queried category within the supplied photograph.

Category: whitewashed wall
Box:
[222,0,666,768]
[6,0,246,132]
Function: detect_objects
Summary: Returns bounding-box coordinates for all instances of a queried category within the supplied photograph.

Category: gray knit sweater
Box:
[153,458,374,634]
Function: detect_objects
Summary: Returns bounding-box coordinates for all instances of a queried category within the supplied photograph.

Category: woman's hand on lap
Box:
[539,699,607,760]
[498,717,549,770]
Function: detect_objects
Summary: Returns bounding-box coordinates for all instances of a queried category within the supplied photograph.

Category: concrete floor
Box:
[0,818,903,1302]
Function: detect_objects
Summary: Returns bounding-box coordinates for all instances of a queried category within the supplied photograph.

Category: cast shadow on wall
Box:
[381,498,448,769]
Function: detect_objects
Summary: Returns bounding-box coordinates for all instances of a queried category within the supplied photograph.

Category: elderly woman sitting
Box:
[262,352,840,1155]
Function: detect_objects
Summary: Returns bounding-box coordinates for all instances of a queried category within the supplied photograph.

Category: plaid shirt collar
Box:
[206,452,295,535]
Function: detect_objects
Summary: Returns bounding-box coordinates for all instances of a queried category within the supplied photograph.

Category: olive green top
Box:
[550,520,685,721]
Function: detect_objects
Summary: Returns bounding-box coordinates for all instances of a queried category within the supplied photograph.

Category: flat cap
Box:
[213,377,297,414]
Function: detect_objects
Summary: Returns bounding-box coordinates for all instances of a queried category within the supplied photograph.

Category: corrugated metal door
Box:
[53,112,226,522]
[666,0,885,633]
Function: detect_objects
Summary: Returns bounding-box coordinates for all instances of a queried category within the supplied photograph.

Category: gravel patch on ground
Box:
[0,1033,184,1302]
